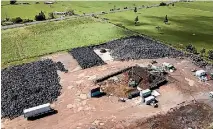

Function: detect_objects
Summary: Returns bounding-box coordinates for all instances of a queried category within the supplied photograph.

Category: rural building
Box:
[44,1,54,4]
[53,11,68,15]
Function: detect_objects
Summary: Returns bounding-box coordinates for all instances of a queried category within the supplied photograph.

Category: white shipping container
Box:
[23,103,52,118]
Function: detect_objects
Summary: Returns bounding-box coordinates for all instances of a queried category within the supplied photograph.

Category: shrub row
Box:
[1,17,33,25]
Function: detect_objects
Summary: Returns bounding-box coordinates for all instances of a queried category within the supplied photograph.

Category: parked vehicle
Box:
[162,62,176,72]
[140,89,152,98]
[209,91,213,98]
[118,98,126,102]
[128,90,140,99]
[144,96,158,108]
[23,103,53,119]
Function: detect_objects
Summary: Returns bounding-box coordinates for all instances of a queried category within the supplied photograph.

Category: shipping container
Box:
[23,103,52,119]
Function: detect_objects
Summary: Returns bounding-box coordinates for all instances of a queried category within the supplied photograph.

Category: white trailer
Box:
[23,103,52,119]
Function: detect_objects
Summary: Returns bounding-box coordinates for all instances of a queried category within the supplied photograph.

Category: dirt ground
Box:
[2,52,213,129]
[98,101,213,129]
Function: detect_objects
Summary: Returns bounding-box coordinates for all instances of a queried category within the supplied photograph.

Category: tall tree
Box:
[48,12,54,19]
[200,48,206,57]
[134,7,137,13]
[164,15,168,24]
[10,0,16,4]
[35,11,46,21]
[208,50,213,60]
[134,16,139,25]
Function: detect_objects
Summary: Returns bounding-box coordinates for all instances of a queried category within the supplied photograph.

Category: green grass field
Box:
[1,17,134,67]
[1,1,213,67]
[101,1,213,52]
[1,1,159,19]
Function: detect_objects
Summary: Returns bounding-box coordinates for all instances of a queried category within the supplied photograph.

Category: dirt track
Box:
[2,52,213,129]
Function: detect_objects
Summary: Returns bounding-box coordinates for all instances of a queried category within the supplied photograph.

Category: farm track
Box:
[1,1,177,30]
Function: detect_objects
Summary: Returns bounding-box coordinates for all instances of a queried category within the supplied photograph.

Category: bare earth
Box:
[2,52,213,129]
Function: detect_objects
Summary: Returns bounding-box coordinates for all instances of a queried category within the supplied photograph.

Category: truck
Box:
[144,96,158,108]
[90,87,103,97]
[23,103,53,119]
[140,89,152,98]
[128,90,140,99]
[162,62,176,72]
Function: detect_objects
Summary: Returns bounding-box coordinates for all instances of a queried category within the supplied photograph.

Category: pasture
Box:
[1,1,159,19]
[2,1,213,67]
[101,1,213,52]
[1,17,134,67]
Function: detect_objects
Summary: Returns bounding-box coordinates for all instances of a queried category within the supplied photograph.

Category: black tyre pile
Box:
[127,66,167,90]
[1,59,66,119]
[95,35,184,60]
[148,73,167,89]
[186,54,208,67]
[69,47,105,69]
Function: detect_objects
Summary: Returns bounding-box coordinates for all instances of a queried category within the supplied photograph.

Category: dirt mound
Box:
[99,66,167,97]
[134,102,213,129]
[128,66,167,90]
[97,102,213,129]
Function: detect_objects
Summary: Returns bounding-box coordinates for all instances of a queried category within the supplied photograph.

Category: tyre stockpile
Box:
[69,47,105,69]
[140,102,213,129]
[94,35,184,60]
[127,66,167,90]
[1,59,66,119]
[186,54,208,67]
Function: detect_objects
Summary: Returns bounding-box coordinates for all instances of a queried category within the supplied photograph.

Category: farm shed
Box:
[44,1,54,4]
[53,12,67,15]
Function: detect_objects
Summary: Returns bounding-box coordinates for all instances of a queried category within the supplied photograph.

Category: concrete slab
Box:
[94,49,113,62]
